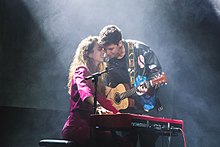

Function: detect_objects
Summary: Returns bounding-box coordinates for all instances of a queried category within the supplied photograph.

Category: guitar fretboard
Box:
[119,81,151,100]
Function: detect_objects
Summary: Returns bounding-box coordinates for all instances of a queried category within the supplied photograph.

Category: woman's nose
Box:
[102,48,107,53]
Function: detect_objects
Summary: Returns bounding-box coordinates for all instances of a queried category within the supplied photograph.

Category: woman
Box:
[62,36,118,146]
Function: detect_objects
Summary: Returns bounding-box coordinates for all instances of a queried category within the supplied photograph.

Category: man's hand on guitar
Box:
[136,83,148,96]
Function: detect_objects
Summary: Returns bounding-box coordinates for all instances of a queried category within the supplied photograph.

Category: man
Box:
[98,25,163,147]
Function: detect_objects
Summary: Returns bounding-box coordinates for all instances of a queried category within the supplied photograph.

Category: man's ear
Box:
[118,40,123,47]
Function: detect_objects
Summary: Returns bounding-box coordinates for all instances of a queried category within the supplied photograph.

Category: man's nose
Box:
[106,50,111,55]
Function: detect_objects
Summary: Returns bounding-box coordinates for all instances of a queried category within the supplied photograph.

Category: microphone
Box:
[85,67,113,80]
[105,67,113,72]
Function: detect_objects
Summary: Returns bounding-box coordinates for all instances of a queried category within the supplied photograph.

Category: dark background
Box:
[1,0,220,146]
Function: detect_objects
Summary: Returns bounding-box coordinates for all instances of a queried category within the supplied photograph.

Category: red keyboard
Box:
[91,113,184,132]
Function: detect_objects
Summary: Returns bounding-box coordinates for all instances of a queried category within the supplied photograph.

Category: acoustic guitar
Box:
[105,72,167,110]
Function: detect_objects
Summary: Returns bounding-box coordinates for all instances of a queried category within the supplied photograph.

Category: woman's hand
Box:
[96,106,114,115]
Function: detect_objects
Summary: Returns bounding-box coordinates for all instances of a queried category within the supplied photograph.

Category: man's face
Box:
[103,42,122,58]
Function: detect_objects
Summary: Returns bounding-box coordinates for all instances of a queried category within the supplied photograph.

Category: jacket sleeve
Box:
[138,44,162,96]
[141,46,162,78]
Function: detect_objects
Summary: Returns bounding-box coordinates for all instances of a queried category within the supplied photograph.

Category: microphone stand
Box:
[85,67,112,146]
[85,67,112,114]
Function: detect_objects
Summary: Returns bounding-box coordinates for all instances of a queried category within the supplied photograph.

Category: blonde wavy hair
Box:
[68,36,106,95]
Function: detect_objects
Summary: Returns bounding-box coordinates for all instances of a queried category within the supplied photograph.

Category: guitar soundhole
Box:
[114,93,121,104]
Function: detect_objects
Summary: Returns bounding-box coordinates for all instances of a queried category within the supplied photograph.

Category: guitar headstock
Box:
[150,72,168,87]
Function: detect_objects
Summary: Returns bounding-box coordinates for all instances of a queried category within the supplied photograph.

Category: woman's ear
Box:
[88,52,93,58]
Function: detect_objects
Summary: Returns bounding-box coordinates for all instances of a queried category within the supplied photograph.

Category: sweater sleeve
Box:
[97,96,119,114]
[74,66,94,102]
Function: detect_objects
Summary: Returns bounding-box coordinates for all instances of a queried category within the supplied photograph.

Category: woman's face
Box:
[88,43,105,65]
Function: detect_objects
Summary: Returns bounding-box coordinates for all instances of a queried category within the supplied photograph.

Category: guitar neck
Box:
[120,80,152,100]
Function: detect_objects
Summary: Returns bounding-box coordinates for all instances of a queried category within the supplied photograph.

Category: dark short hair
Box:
[98,25,122,47]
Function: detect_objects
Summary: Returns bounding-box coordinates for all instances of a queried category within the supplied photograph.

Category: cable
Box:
[170,127,187,147]
[150,124,187,147]
[179,128,187,147]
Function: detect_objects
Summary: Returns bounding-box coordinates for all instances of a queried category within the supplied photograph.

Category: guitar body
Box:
[105,73,167,111]
[105,84,129,111]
